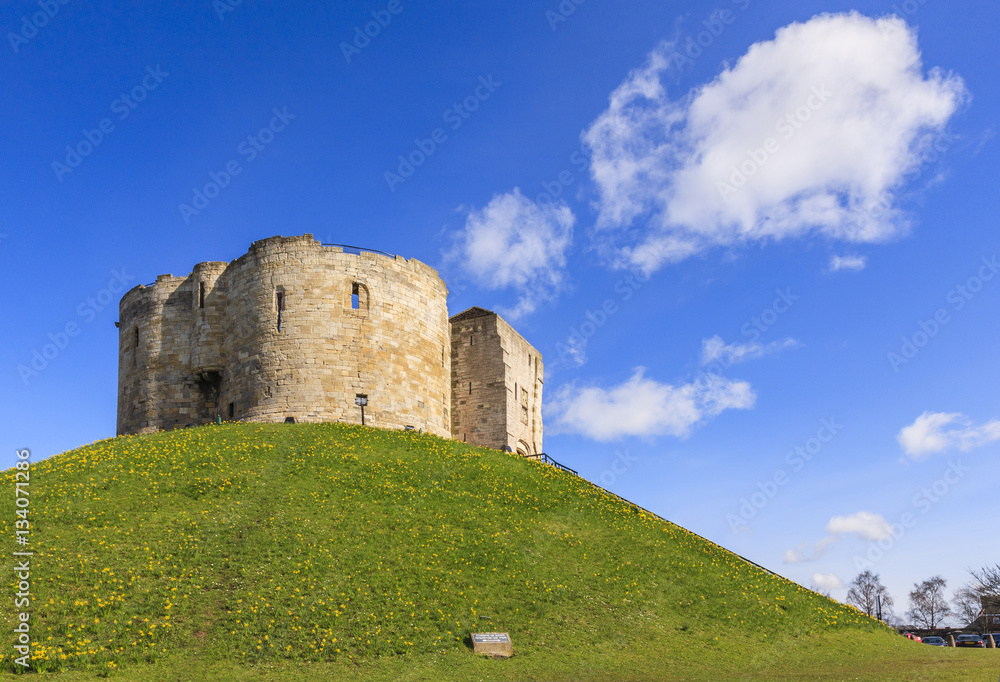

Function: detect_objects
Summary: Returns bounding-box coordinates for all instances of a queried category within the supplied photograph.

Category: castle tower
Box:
[117,235,451,437]
[449,307,543,455]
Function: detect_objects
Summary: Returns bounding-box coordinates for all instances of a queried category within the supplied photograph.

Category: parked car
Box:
[955,634,985,648]
[921,636,947,646]
[982,632,1000,647]
[903,631,922,642]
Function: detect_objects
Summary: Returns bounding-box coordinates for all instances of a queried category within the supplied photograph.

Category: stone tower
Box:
[116,234,543,454]
[449,307,543,455]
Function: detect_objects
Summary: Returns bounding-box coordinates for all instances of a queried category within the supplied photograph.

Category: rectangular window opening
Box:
[227,402,235,420]
[134,326,139,349]
[276,291,285,331]
[199,282,205,309]
[351,283,360,310]
[468,381,472,395]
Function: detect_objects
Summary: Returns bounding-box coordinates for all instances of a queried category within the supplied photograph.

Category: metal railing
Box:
[523,452,578,475]
[520,449,796,585]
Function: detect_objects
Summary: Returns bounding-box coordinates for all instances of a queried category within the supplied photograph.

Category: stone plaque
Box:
[472,632,513,658]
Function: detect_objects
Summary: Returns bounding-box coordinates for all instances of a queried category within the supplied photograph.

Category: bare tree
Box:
[970,564,1000,595]
[846,570,894,619]
[953,585,984,627]
[907,576,952,629]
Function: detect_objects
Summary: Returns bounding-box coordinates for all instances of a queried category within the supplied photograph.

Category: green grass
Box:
[2,422,997,680]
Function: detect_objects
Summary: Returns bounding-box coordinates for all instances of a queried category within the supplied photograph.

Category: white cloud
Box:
[700,335,799,367]
[786,511,891,564]
[897,411,1000,459]
[829,254,868,272]
[812,573,845,591]
[784,535,839,564]
[826,511,893,541]
[583,12,967,273]
[546,367,755,441]
[449,188,574,318]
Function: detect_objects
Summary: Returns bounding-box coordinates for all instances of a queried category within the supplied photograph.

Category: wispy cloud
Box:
[785,511,893,564]
[897,411,1000,459]
[547,367,755,441]
[583,12,967,273]
[829,254,867,272]
[784,535,839,564]
[448,188,574,319]
[700,335,799,366]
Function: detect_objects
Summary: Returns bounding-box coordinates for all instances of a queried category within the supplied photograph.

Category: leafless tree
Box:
[970,564,1000,595]
[846,570,894,619]
[953,585,984,626]
[907,576,952,629]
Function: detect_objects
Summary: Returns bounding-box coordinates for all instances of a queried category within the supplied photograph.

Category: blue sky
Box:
[2,0,997,621]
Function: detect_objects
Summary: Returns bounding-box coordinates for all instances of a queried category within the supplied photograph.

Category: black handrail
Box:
[524,452,578,475]
[521,450,803,586]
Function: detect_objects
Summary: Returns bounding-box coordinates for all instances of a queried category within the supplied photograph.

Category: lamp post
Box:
[355,394,368,426]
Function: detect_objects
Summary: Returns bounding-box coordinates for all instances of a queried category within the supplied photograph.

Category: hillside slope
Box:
[1,423,994,680]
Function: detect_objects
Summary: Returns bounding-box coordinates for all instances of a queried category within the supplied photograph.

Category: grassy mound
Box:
[1,423,995,680]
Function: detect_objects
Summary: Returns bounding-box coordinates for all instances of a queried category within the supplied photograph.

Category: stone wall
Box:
[449,308,508,449]
[117,234,544,450]
[117,235,451,438]
[449,307,543,454]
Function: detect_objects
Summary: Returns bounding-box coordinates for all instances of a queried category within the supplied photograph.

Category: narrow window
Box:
[276,291,285,331]
[227,402,235,420]
[351,283,360,310]
[134,326,139,349]
[468,381,472,395]
[199,282,205,309]
[441,346,445,367]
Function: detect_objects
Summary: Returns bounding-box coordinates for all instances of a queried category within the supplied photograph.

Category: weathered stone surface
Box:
[449,307,542,455]
[116,235,543,451]
[471,632,513,658]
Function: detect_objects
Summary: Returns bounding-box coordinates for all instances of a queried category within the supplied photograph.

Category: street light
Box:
[355,394,368,425]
